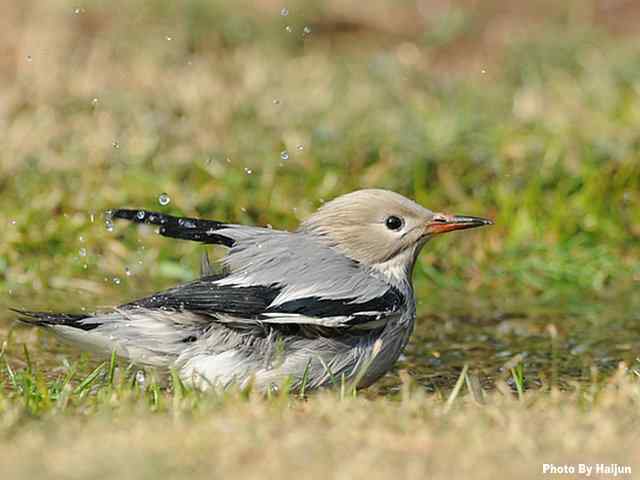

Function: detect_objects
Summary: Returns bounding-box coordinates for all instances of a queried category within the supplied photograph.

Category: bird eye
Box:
[385,215,404,231]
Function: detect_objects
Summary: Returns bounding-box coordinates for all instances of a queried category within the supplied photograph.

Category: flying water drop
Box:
[158,193,171,206]
[280,150,289,160]
[135,370,146,387]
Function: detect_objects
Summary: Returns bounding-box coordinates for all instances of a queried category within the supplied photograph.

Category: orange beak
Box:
[425,213,493,235]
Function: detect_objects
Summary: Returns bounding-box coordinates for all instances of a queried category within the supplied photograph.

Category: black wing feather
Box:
[112,209,234,247]
[124,275,404,327]
[125,275,280,316]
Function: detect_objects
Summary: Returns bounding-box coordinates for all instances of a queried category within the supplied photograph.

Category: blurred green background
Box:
[1,0,638,318]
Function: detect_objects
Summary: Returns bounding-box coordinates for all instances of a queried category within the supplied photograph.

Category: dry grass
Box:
[2,369,640,479]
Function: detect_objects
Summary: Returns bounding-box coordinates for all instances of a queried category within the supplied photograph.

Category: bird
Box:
[14,189,492,392]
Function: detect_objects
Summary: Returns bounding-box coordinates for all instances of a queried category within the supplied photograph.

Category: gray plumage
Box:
[14,189,492,392]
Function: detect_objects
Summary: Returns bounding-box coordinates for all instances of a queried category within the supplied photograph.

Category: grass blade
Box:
[445,364,469,413]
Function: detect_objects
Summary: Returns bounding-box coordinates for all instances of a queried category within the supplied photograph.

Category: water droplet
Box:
[280,150,289,160]
[158,193,171,206]
[225,157,232,163]
[78,235,85,242]
[91,97,99,105]
[178,218,196,228]
[166,35,173,41]
[26,55,33,62]
[104,210,114,231]
[481,69,487,74]
[73,7,84,14]
[79,248,87,257]
[244,167,253,175]
[112,140,120,149]
[285,25,293,33]
[83,263,88,270]
[89,213,95,223]
[113,277,121,285]
[303,26,311,35]
[9,219,16,225]
[296,144,304,151]
[272,98,280,105]
[125,267,132,276]
[136,210,146,220]
[240,207,247,213]
[280,7,289,16]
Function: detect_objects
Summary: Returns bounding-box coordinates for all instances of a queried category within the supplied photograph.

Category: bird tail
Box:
[11,308,202,368]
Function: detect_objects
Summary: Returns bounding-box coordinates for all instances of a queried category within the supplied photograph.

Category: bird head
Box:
[300,189,493,281]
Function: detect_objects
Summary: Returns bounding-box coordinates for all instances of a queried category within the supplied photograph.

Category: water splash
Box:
[158,193,171,206]
[104,210,114,231]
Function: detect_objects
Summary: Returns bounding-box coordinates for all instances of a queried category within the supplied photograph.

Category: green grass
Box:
[2,349,640,479]
[1,0,640,477]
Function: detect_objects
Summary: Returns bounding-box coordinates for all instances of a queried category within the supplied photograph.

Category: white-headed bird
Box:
[15,189,492,392]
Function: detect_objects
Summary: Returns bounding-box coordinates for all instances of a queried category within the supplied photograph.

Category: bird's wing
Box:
[124,274,404,329]
[111,209,273,247]
[111,211,405,328]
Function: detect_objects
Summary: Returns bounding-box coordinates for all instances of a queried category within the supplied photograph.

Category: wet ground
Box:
[1,291,639,395]
[392,298,640,395]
